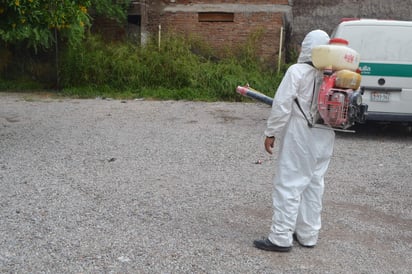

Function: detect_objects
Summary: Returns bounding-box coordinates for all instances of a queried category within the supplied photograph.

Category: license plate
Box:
[371,91,390,102]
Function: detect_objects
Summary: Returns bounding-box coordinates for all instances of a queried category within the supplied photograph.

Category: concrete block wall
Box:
[291,0,412,46]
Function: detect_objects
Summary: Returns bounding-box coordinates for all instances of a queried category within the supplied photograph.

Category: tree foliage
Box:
[0,0,131,51]
[0,0,91,50]
[92,0,131,24]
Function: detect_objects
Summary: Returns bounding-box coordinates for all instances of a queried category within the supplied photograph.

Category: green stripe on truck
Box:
[360,63,412,77]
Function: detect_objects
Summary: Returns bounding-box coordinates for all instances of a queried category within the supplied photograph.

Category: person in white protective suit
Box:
[253,30,335,252]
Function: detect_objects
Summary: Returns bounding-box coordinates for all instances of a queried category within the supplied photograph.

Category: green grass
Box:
[0,77,44,91]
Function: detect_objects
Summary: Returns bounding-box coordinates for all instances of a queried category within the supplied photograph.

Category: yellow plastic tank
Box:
[335,69,362,90]
[312,38,360,71]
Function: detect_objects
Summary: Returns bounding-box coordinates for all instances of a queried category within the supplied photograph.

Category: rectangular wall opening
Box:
[198,12,234,22]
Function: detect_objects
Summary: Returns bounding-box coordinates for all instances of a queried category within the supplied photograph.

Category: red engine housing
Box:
[317,73,355,128]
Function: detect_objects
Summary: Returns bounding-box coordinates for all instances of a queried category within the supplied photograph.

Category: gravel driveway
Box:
[1,92,411,273]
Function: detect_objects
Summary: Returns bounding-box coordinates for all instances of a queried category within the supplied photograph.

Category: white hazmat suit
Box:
[264,30,335,248]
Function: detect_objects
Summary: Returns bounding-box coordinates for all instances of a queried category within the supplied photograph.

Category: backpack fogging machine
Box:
[236,38,368,131]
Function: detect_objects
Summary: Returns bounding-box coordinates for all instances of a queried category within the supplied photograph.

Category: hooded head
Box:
[297,30,330,63]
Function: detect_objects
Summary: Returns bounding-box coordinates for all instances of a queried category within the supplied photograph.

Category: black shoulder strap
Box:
[304,61,315,67]
[294,98,314,128]
[294,77,317,128]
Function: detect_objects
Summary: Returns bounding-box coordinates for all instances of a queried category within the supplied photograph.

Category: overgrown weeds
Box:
[3,31,287,101]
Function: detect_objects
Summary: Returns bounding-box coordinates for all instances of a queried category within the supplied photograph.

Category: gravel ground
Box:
[1,92,411,273]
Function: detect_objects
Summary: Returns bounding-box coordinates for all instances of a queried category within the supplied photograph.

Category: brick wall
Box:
[91,1,291,64]
[158,10,285,63]
[92,0,411,64]
[91,17,126,41]
[164,0,289,4]
[148,1,292,64]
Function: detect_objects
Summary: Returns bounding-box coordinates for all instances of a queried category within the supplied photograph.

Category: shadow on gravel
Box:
[337,121,412,140]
